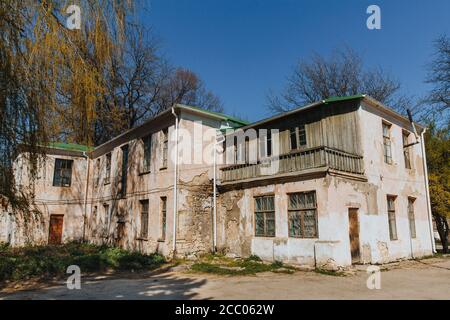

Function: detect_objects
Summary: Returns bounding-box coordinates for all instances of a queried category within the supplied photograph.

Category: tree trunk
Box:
[434,213,449,254]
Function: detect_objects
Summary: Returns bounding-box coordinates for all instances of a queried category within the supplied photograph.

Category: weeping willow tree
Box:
[0,0,134,209]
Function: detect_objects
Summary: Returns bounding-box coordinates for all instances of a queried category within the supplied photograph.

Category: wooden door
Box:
[348,208,360,264]
[48,215,64,245]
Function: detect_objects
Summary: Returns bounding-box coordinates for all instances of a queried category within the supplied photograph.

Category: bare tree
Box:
[268,48,408,114]
[93,27,223,145]
[426,35,450,123]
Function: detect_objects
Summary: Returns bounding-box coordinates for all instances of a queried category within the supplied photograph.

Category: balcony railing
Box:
[220,146,364,183]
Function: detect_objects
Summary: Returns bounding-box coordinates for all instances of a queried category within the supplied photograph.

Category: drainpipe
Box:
[82,151,90,242]
[171,107,179,256]
[420,128,436,253]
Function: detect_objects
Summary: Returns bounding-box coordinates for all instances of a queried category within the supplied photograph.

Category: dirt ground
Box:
[1,256,449,300]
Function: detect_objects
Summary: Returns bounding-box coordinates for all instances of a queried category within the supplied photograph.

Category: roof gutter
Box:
[81,151,90,242]
[420,128,436,253]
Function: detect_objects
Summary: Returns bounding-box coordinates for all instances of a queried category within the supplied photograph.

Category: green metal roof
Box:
[48,142,92,152]
[179,104,249,126]
[323,94,365,104]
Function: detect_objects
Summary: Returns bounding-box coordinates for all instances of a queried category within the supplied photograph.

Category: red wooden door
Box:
[48,215,64,245]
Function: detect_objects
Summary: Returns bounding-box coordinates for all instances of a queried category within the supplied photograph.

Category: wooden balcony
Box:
[220,146,364,184]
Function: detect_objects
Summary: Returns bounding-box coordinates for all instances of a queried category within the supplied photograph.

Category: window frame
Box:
[161,129,168,170]
[139,200,149,239]
[408,197,416,239]
[288,191,319,238]
[382,122,393,164]
[159,196,167,241]
[52,158,73,187]
[402,131,412,169]
[254,195,276,237]
[104,153,111,185]
[387,195,398,240]
[142,134,152,174]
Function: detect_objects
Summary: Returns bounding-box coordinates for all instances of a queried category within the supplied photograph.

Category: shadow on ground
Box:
[0,272,210,300]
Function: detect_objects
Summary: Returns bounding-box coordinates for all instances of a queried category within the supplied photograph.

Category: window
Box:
[382,122,392,164]
[288,191,318,238]
[298,124,307,146]
[140,200,149,239]
[161,129,168,169]
[266,133,272,157]
[387,196,398,240]
[142,135,152,173]
[408,197,416,239]
[120,145,129,197]
[160,197,167,240]
[103,204,110,237]
[53,159,73,187]
[254,195,275,237]
[105,153,111,184]
[95,158,101,187]
[403,132,412,169]
[290,128,297,150]
[289,124,307,151]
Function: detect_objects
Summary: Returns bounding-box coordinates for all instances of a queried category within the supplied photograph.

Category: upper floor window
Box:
[254,195,275,237]
[290,124,307,150]
[142,134,152,173]
[95,158,101,187]
[288,191,318,238]
[403,131,412,169]
[53,159,73,187]
[161,129,168,169]
[120,145,129,197]
[105,153,111,184]
[382,122,392,164]
[387,195,398,240]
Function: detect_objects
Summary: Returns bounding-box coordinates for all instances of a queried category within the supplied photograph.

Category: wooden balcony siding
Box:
[220,146,364,183]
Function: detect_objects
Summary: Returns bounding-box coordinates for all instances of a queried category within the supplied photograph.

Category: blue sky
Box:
[141,0,450,122]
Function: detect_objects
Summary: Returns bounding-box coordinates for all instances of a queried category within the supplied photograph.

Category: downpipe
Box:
[171,107,179,257]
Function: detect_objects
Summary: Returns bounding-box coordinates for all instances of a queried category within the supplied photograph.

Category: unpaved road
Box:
[1,257,449,300]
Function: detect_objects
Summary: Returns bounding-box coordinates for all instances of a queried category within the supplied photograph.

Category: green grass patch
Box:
[190,254,296,276]
[0,242,165,283]
[314,268,346,277]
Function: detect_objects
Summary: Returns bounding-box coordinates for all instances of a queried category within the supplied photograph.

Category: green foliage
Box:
[190,255,295,276]
[314,268,346,277]
[425,125,450,219]
[0,242,165,282]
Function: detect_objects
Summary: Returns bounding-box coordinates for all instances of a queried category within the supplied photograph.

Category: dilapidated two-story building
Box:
[0,95,436,268]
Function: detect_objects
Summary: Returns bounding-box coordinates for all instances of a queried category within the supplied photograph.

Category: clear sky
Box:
[141,0,450,122]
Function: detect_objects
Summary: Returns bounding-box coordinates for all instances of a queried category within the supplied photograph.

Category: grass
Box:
[189,253,296,276]
[0,241,165,283]
[314,268,346,277]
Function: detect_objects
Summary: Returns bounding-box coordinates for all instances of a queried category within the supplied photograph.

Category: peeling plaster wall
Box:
[216,104,433,268]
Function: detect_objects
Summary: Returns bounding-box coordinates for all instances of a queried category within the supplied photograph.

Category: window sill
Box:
[139,170,151,176]
[157,238,166,242]
[104,181,110,186]
[159,167,167,171]
[136,237,148,241]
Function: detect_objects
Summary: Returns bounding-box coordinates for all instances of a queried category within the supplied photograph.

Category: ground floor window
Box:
[254,195,275,237]
[408,197,416,239]
[160,197,167,240]
[140,200,149,239]
[288,191,318,238]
